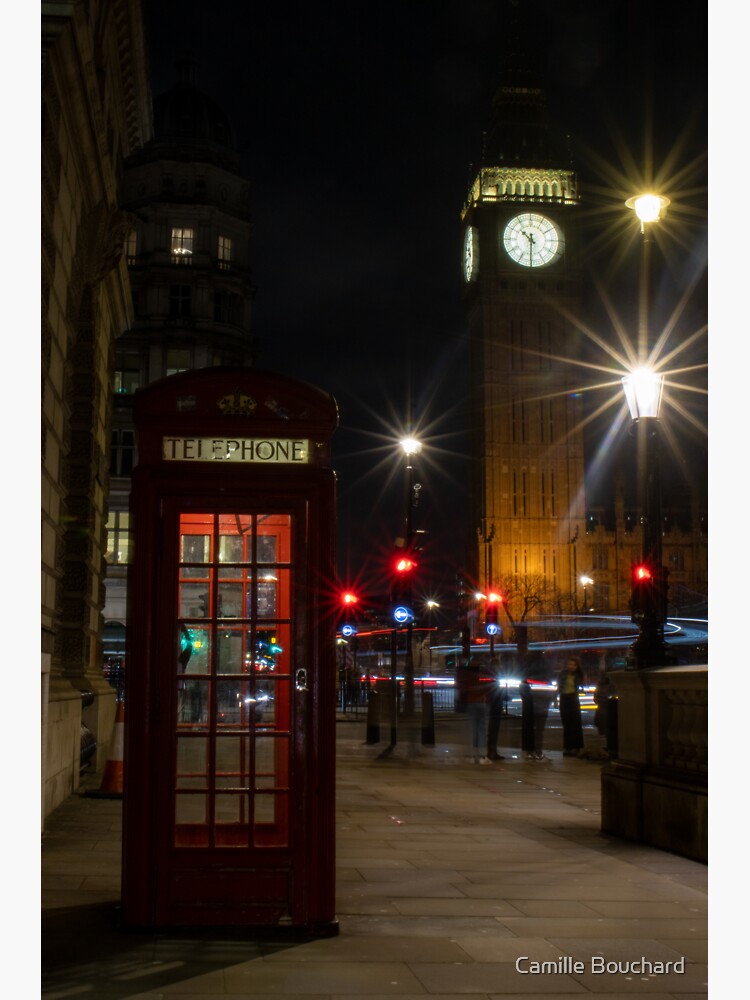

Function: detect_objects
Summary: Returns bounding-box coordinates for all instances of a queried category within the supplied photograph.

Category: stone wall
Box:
[601,665,707,862]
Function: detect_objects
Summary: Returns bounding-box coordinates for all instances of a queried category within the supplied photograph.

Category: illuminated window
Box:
[166,348,191,375]
[106,511,131,565]
[114,368,140,394]
[171,227,194,262]
[218,235,233,271]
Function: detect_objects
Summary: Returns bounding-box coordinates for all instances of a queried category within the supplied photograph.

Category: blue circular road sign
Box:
[393,606,414,624]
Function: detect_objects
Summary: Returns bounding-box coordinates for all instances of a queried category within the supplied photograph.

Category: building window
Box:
[106,511,131,565]
[550,471,556,516]
[522,470,527,515]
[218,235,233,271]
[592,546,608,571]
[171,227,194,262]
[214,291,241,324]
[110,430,136,477]
[169,285,192,318]
[125,230,137,265]
[114,368,140,394]
[512,470,518,516]
[541,472,546,515]
[166,348,191,375]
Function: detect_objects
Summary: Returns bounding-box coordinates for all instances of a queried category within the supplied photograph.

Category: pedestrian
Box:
[455,658,492,763]
[486,659,505,760]
[521,653,556,760]
[557,656,585,756]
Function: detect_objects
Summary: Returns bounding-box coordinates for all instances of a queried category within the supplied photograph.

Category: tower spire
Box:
[482,0,561,168]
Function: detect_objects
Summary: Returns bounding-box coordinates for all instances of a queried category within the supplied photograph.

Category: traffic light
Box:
[485,591,502,635]
[391,550,417,622]
[394,556,417,575]
[339,591,360,635]
[631,563,659,623]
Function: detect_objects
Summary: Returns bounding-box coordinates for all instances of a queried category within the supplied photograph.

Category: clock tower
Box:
[462,25,588,608]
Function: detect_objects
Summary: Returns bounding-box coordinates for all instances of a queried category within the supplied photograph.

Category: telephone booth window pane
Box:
[175,511,294,850]
[217,629,244,675]
[180,583,211,617]
[178,679,209,726]
[257,535,277,563]
[176,736,208,788]
[255,581,277,618]
[216,736,252,789]
[255,737,289,788]
[181,532,211,570]
[179,626,210,674]
[218,583,243,618]
[175,795,209,847]
[218,534,244,576]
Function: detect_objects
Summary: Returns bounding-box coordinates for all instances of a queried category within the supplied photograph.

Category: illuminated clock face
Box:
[463,225,478,282]
[502,213,564,267]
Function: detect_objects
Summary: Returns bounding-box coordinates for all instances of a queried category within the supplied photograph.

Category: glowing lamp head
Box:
[625,192,671,231]
[400,436,422,457]
[579,576,593,587]
[621,367,664,420]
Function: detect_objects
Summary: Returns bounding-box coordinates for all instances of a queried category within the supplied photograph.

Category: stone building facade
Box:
[41,0,152,823]
[103,58,256,634]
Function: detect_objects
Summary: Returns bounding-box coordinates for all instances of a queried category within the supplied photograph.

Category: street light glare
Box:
[621,367,664,419]
[400,436,422,456]
[625,192,671,231]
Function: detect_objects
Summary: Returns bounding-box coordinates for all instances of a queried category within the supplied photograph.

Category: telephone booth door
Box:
[122,369,338,931]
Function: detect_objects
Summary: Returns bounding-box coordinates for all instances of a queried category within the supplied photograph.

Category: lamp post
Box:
[399,435,421,719]
[579,575,593,614]
[622,190,673,669]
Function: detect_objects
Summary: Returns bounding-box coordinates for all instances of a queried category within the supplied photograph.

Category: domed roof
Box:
[151,56,238,160]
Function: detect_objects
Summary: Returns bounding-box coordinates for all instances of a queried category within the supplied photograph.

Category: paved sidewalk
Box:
[42,720,708,999]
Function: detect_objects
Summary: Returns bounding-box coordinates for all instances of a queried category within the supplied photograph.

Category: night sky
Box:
[141,0,708,605]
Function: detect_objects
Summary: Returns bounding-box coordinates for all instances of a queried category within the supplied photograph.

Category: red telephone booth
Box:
[121,369,338,931]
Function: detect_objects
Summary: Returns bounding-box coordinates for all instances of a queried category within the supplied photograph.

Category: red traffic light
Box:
[633,564,652,582]
[341,591,359,605]
[395,557,416,573]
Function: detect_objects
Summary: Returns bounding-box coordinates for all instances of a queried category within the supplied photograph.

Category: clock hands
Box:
[522,229,536,266]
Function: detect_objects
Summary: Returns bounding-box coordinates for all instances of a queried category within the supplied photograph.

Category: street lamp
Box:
[579,575,593,613]
[622,190,673,669]
[398,434,421,719]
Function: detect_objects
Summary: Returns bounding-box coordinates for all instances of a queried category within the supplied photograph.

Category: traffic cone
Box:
[90,699,125,798]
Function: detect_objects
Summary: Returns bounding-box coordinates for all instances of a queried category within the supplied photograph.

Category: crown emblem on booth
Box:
[217,392,258,416]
